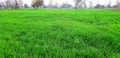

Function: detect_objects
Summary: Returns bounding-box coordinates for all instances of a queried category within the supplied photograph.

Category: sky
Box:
[0,0,118,6]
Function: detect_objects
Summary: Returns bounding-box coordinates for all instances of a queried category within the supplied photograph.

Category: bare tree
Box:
[82,0,86,8]
[19,0,23,8]
[5,0,23,9]
[14,0,19,9]
[31,0,44,9]
[48,0,53,8]
[74,0,82,9]
[116,0,120,10]
[5,0,13,8]
[108,0,111,8]
[53,0,59,8]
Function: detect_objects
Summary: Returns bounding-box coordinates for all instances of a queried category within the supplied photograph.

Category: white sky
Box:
[0,0,118,6]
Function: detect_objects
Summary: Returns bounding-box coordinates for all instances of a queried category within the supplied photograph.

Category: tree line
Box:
[0,0,23,9]
[0,0,120,10]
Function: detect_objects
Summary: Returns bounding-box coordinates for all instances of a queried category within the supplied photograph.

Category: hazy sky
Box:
[0,0,118,6]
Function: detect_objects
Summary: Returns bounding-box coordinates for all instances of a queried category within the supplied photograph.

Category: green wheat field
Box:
[0,9,120,58]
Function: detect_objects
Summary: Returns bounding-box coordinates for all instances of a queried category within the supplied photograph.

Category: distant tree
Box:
[82,0,86,8]
[0,2,2,8]
[74,0,82,9]
[42,4,48,8]
[108,0,111,8]
[53,0,59,8]
[116,0,120,10]
[31,0,44,9]
[5,0,13,8]
[112,5,117,8]
[0,5,2,8]
[89,1,93,8]
[18,0,23,8]
[48,0,53,8]
[101,5,105,8]
[24,4,29,8]
[5,0,23,9]
[14,0,19,9]
[61,3,72,8]
[95,4,101,8]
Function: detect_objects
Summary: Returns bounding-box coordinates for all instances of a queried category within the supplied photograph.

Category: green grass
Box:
[0,9,120,58]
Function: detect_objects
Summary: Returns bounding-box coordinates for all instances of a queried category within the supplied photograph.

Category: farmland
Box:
[0,9,120,58]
